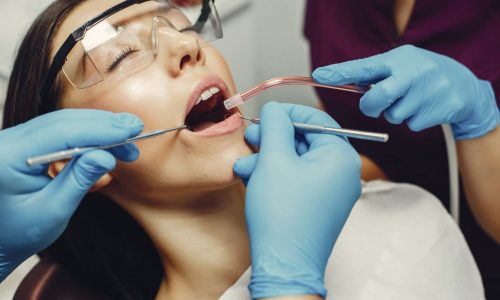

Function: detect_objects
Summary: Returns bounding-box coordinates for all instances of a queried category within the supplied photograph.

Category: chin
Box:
[193,138,253,190]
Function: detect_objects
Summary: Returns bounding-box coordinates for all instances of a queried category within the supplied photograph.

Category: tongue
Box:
[191,121,217,132]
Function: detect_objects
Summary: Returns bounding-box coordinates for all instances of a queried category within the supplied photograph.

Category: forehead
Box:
[51,0,162,59]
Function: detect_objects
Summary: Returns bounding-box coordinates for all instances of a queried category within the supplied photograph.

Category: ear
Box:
[48,159,114,192]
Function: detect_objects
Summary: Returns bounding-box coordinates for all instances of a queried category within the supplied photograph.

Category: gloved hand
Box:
[0,109,143,281]
[234,103,362,298]
[312,45,500,140]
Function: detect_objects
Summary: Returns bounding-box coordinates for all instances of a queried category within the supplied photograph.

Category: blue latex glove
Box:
[312,45,500,140]
[0,109,143,281]
[234,103,362,298]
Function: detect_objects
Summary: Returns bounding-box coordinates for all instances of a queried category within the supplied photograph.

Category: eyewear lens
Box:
[62,0,222,89]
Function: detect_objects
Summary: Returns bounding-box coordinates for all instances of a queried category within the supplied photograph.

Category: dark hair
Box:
[2,1,163,299]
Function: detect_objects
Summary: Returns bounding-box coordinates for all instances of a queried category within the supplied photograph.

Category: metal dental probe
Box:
[26,125,188,166]
[241,117,389,143]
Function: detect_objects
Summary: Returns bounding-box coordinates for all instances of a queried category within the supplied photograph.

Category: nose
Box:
[156,29,206,76]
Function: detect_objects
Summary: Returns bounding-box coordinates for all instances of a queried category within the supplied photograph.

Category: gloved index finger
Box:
[312,52,391,86]
[10,109,144,165]
[258,102,297,158]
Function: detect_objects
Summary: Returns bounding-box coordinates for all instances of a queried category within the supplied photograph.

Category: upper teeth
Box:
[196,87,220,105]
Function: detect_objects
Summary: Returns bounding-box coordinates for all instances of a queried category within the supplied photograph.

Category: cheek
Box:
[101,79,184,131]
[61,72,184,131]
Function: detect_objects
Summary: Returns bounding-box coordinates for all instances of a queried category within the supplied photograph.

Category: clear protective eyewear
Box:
[41,0,222,103]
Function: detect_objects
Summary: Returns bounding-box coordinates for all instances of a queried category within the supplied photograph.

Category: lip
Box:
[182,74,243,138]
[185,74,231,119]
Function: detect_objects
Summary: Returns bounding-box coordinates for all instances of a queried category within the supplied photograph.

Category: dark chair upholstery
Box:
[13,257,108,300]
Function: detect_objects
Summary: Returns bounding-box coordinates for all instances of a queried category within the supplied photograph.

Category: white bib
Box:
[219,181,484,300]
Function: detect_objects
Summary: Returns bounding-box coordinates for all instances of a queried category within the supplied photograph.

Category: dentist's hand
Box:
[234,103,362,299]
[313,45,500,140]
[0,109,143,281]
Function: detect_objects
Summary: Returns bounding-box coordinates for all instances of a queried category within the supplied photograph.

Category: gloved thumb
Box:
[42,150,116,222]
[259,102,297,158]
[244,124,261,147]
[234,153,259,179]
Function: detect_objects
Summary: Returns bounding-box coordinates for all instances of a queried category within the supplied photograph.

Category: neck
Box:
[394,0,415,36]
[115,183,250,299]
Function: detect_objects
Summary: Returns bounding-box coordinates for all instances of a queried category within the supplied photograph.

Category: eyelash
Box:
[107,46,138,72]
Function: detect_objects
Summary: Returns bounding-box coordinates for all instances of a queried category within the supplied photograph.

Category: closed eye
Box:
[107,47,138,72]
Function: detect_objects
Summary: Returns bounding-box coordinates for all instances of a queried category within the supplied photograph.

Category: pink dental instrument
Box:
[223,76,371,110]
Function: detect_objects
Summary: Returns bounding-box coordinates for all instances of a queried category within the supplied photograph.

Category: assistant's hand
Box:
[0,109,143,281]
[313,45,500,140]
[234,103,362,299]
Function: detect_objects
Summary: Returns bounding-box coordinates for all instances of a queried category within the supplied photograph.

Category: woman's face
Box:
[51,0,253,202]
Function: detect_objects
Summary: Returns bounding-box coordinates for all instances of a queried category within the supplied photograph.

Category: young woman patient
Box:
[3,0,484,299]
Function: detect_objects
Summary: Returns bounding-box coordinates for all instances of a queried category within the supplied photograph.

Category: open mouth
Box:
[185,86,238,132]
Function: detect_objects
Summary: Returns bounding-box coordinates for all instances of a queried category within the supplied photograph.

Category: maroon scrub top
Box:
[304,0,500,297]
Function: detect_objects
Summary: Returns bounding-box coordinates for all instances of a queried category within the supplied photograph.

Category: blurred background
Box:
[0,0,316,297]
[0,0,319,126]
